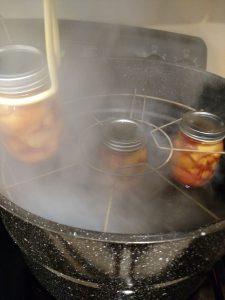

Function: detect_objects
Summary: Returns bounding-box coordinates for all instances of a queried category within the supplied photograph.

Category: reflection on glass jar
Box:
[101,119,148,176]
[171,111,224,188]
[0,45,62,163]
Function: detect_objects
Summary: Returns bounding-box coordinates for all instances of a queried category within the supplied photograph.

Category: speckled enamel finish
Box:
[1,195,225,300]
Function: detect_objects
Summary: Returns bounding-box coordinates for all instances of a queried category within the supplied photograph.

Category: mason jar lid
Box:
[180,111,225,142]
[102,119,146,152]
[0,44,50,95]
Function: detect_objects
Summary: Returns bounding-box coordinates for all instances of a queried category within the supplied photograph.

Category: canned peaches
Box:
[171,111,224,187]
[0,45,62,163]
[101,119,148,176]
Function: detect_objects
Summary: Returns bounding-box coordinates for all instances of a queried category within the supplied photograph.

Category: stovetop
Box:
[0,19,207,69]
[0,221,54,300]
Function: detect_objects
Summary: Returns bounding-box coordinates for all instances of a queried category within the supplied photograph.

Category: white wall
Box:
[0,0,215,25]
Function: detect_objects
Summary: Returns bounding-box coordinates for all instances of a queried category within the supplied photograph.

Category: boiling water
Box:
[1,95,224,234]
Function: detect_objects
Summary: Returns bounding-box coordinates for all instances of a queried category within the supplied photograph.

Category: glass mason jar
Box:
[0,45,62,163]
[171,111,224,188]
[101,119,148,176]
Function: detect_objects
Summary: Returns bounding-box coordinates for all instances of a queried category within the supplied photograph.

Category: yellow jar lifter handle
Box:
[44,0,60,84]
[0,0,60,106]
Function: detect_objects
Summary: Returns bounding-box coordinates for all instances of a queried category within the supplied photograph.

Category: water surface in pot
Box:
[1,89,224,235]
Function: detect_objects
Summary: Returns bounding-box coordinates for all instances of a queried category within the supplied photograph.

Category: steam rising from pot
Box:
[0,7,224,236]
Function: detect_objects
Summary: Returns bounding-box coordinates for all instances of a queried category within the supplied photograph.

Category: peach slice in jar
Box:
[171,166,202,187]
[0,102,49,135]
